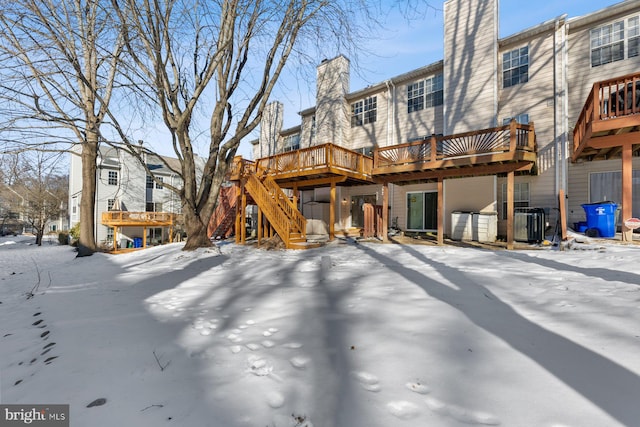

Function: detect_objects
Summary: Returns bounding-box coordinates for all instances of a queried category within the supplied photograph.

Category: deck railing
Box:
[573,72,640,155]
[207,185,237,238]
[102,211,179,224]
[374,120,535,171]
[255,143,373,179]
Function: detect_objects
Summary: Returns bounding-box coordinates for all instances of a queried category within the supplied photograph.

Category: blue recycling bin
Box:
[133,237,143,248]
[581,201,617,238]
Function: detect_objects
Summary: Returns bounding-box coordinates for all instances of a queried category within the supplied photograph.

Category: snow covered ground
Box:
[1,234,639,427]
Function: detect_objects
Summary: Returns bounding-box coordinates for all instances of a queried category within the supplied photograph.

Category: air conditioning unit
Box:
[514,208,545,243]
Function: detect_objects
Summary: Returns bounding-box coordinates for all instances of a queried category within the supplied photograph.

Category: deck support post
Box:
[622,143,634,242]
[330,181,336,241]
[241,190,247,244]
[113,226,119,253]
[507,171,515,250]
[257,207,263,247]
[438,178,444,245]
[235,181,243,244]
[143,226,147,248]
[381,181,389,242]
[293,185,299,211]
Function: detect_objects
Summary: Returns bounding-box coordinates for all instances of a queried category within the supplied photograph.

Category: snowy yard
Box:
[1,235,639,427]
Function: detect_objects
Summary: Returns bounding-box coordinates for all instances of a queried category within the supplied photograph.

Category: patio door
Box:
[407,191,438,231]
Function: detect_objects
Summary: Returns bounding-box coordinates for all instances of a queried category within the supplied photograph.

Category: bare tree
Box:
[111,0,378,250]
[20,153,68,245]
[0,0,124,256]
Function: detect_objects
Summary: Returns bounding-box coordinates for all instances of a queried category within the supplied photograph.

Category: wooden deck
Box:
[102,211,179,226]
[248,143,374,188]
[572,72,640,161]
[373,120,537,183]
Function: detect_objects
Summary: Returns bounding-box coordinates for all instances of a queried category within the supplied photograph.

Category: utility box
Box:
[472,212,497,243]
[514,208,546,243]
[451,211,473,241]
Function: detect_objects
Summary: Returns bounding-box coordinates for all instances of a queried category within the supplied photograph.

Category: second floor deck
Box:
[234,120,537,186]
[102,211,180,227]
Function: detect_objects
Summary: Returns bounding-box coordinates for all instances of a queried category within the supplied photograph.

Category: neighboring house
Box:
[68,144,185,250]
[245,0,640,246]
[0,183,26,235]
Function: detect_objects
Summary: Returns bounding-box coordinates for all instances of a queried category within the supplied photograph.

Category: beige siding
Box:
[444,0,498,134]
[348,90,390,151]
[315,56,350,146]
[391,182,438,230]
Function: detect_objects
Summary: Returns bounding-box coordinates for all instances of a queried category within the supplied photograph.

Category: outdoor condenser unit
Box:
[514,208,545,243]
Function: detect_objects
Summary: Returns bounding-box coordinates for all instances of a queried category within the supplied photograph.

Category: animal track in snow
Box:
[425,397,500,425]
[350,371,381,392]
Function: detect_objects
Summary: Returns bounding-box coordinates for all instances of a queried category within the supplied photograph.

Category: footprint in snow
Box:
[425,397,500,425]
[261,340,275,348]
[351,371,381,392]
[282,342,303,349]
[406,381,430,394]
[289,356,310,369]
[245,343,261,351]
[387,401,421,420]
[266,391,285,408]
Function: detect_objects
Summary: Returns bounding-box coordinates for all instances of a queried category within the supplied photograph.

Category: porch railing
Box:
[255,143,373,178]
[102,211,179,224]
[374,120,535,171]
[573,72,640,155]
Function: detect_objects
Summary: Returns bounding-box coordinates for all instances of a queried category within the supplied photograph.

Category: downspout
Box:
[562,18,569,195]
[553,18,560,198]
[384,79,396,224]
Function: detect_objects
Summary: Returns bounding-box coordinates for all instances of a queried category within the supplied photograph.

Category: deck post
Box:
[113,226,118,253]
[382,181,389,242]
[293,185,299,211]
[438,178,444,245]
[241,190,247,244]
[143,226,147,248]
[330,181,336,241]
[235,181,243,244]
[257,207,263,247]
[622,143,634,242]
[430,134,437,162]
[507,171,514,250]
[509,119,517,153]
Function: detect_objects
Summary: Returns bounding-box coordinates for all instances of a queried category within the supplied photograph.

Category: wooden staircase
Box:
[231,158,309,249]
[207,185,237,239]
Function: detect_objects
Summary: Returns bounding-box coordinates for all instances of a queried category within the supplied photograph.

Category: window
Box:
[155,177,163,190]
[106,227,114,242]
[107,170,118,186]
[351,96,377,127]
[407,81,424,113]
[406,191,438,231]
[351,101,363,127]
[591,21,624,67]
[146,202,163,212]
[501,182,529,220]
[502,114,529,125]
[107,199,115,211]
[629,17,640,58]
[407,74,443,113]
[282,134,300,152]
[425,74,443,107]
[503,46,529,88]
[146,175,154,189]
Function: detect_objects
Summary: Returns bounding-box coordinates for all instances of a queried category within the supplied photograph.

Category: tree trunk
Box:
[78,137,99,257]
[182,206,213,250]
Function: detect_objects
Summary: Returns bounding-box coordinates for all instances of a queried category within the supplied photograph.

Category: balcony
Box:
[573,72,640,161]
[373,120,537,183]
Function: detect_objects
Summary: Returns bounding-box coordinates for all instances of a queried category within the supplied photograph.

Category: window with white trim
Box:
[503,46,529,88]
[425,74,443,107]
[155,176,163,190]
[591,21,625,67]
[106,227,114,242]
[351,96,377,127]
[107,170,118,186]
[146,175,154,189]
[282,134,300,152]
[407,81,424,113]
[501,182,529,220]
[628,16,640,58]
[107,199,115,211]
[502,114,529,125]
